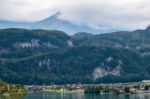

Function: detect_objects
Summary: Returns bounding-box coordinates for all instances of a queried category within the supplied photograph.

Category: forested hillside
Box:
[0,28,150,84]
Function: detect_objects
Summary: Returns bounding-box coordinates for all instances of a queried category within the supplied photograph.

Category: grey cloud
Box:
[0,0,150,30]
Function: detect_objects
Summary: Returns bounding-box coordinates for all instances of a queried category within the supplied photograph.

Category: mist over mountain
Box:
[0,12,120,34]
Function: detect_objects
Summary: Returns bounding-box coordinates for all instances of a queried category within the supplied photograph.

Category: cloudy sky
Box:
[0,0,150,30]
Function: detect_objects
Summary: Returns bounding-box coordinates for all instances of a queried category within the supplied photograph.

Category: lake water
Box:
[1,92,150,99]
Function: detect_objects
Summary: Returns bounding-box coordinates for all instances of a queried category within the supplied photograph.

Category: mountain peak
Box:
[38,12,62,23]
[53,12,61,17]
[48,12,62,19]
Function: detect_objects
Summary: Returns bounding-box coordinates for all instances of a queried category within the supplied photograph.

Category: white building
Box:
[142,80,150,83]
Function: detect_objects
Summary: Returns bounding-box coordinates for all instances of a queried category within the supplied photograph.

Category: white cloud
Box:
[0,0,150,30]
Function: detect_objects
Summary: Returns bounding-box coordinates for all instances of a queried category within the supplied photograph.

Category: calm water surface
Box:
[1,92,150,99]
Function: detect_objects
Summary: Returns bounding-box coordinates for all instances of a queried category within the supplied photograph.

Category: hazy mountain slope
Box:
[0,12,120,34]
[34,12,118,34]
[72,26,150,56]
[0,20,31,29]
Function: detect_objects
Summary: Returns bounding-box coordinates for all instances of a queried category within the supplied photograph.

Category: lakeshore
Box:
[25,80,150,94]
